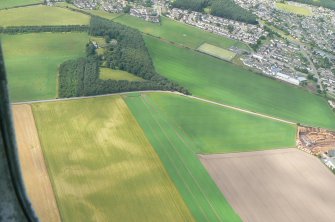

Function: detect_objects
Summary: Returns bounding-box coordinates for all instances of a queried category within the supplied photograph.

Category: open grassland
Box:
[1,32,88,102]
[197,43,236,61]
[200,149,335,222]
[0,5,90,27]
[148,93,297,153]
[144,36,335,130]
[100,68,145,81]
[32,96,194,222]
[125,93,242,222]
[0,0,41,9]
[55,2,122,20]
[276,2,313,16]
[13,104,61,222]
[113,15,248,50]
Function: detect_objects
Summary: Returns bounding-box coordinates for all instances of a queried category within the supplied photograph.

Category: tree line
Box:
[290,0,335,10]
[171,0,257,24]
[0,25,89,34]
[59,17,190,97]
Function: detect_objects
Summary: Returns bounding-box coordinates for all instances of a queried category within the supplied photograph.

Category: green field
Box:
[55,2,122,20]
[100,68,145,81]
[0,0,42,9]
[1,32,88,101]
[113,15,248,50]
[144,36,335,129]
[125,93,241,222]
[32,96,194,222]
[197,43,236,61]
[147,93,297,153]
[275,2,313,16]
[0,5,90,27]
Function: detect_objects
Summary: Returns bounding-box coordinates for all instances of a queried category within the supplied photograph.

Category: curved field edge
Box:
[143,36,335,130]
[31,96,194,222]
[125,93,248,222]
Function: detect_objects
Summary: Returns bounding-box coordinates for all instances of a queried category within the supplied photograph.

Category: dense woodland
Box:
[59,17,189,97]
[290,0,335,10]
[171,0,257,24]
[0,25,89,34]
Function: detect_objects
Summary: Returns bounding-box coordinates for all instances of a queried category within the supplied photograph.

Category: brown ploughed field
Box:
[200,148,335,222]
[13,104,61,222]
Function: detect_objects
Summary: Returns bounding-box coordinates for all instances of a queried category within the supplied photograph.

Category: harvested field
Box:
[197,43,236,61]
[200,148,335,222]
[13,104,61,222]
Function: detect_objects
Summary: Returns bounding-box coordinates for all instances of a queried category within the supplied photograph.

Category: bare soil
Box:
[13,104,61,222]
[200,148,335,222]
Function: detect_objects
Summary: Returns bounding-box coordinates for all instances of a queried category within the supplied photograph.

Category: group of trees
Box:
[59,17,190,97]
[0,25,89,34]
[171,0,257,24]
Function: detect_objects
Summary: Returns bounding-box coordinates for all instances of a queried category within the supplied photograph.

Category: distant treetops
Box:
[171,0,258,24]
[58,17,190,98]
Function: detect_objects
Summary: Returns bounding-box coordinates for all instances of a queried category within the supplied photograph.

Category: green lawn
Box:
[0,5,90,27]
[32,96,194,222]
[113,15,248,50]
[1,32,88,102]
[0,0,42,9]
[197,43,236,61]
[100,68,145,81]
[147,93,297,153]
[276,2,313,16]
[125,93,242,222]
[144,36,335,130]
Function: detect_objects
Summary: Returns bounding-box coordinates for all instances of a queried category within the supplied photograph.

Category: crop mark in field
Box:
[13,104,61,222]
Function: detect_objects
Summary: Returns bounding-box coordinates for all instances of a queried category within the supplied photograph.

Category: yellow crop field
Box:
[197,43,236,61]
[32,96,194,222]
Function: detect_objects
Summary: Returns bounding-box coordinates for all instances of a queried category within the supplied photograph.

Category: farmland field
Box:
[1,32,88,102]
[0,0,42,9]
[197,43,236,61]
[113,15,248,50]
[32,96,194,222]
[147,93,297,153]
[0,5,90,27]
[125,94,241,222]
[144,36,335,129]
[200,148,335,222]
[55,2,122,20]
[100,68,145,81]
[275,2,312,16]
[13,104,61,222]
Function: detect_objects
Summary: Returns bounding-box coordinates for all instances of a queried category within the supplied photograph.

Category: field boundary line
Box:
[12,90,297,125]
[29,104,64,222]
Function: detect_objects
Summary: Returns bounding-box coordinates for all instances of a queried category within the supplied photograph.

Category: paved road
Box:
[12,90,297,125]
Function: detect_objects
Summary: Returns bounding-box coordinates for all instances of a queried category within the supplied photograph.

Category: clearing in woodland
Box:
[13,104,61,222]
[32,96,194,222]
[1,32,88,102]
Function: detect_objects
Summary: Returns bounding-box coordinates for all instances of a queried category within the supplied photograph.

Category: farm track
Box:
[12,90,297,125]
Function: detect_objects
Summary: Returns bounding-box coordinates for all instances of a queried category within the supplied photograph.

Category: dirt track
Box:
[200,148,335,222]
[13,104,61,222]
